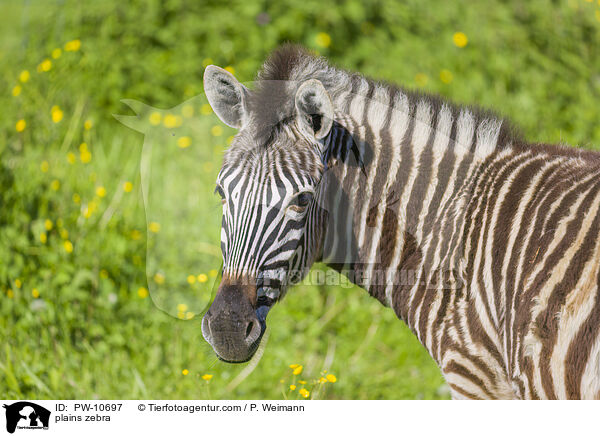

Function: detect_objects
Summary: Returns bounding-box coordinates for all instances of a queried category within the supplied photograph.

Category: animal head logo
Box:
[3,402,50,434]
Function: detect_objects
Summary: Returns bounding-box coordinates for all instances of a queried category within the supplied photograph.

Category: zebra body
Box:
[202,45,600,399]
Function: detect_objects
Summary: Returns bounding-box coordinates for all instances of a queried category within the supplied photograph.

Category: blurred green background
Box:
[1,0,599,399]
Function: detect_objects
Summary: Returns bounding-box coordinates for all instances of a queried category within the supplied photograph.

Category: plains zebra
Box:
[201,44,600,399]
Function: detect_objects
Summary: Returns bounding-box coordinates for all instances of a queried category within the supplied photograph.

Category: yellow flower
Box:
[32,288,40,298]
[72,193,81,204]
[51,106,64,123]
[201,104,212,115]
[63,240,73,253]
[50,179,60,191]
[40,161,49,172]
[298,380,307,385]
[440,69,453,84]
[44,219,53,231]
[224,66,235,75]
[181,105,194,118]
[187,275,196,284]
[154,273,165,284]
[209,269,218,278]
[80,142,88,152]
[149,222,160,233]
[149,112,162,126]
[326,374,337,383]
[52,48,62,59]
[84,119,93,130]
[299,388,310,398]
[292,365,303,375]
[137,287,149,298]
[12,85,21,97]
[80,150,92,163]
[211,125,223,136]
[163,114,182,128]
[7,289,14,299]
[177,136,191,148]
[123,181,133,192]
[99,269,109,279]
[177,311,185,319]
[16,119,26,132]
[95,186,107,198]
[40,232,47,244]
[130,229,142,240]
[38,59,52,72]
[83,201,96,218]
[185,311,195,320]
[315,32,331,48]
[202,374,213,381]
[67,152,76,164]
[64,39,81,52]
[319,377,327,383]
[197,273,208,283]
[289,364,300,369]
[59,228,69,239]
[415,73,428,87]
[182,369,189,375]
[19,70,30,83]
[177,303,188,312]
[289,384,296,391]
[14,279,22,289]
[453,32,468,48]
[227,135,235,145]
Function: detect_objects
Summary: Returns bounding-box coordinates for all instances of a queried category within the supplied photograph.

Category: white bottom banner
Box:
[0,400,595,435]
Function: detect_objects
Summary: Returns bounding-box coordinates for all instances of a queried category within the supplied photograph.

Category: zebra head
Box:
[201,65,334,362]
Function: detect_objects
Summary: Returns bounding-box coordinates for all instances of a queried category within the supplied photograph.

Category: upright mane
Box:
[252,44,523,152]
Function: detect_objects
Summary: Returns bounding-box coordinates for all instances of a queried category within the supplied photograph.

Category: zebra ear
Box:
[204,65,249,129]
[295,79,334,140]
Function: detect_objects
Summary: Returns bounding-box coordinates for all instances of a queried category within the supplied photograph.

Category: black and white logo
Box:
[3,402,50,434]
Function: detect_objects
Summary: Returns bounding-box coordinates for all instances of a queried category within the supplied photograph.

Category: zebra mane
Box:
[250,44,523,152]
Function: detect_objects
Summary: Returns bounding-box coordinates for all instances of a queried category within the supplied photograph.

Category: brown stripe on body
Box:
[512,166,588,368]
[514,173,600,385]
[447,383,484,400]
[535,182,600,399]
[444,359,495,398]
[564,276,600,399]
[503,159,565,372]
[489,157,547,318]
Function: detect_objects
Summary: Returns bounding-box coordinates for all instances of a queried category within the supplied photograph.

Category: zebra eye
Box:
[214,185,226,204]
[287,191,313,213]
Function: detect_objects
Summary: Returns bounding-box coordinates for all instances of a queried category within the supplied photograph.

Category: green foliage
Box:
[1,0,599,399]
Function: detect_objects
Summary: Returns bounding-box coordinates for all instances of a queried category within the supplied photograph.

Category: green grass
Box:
[1,0,599,399]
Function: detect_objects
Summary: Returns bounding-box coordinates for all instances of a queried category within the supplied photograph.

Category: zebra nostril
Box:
[245,319,262,345]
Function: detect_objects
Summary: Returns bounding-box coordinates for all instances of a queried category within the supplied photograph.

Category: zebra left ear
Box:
[295,79,334,140]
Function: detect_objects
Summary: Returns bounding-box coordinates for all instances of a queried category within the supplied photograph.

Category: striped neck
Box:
[317,75,514,328]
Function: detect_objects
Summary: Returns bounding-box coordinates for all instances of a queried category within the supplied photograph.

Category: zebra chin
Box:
[201,282,276,363]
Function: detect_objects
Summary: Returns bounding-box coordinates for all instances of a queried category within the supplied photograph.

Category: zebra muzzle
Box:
[201,281,271,363]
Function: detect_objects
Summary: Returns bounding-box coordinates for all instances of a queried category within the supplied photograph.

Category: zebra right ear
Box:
[204,65,249,129]
[295,79,334,140]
